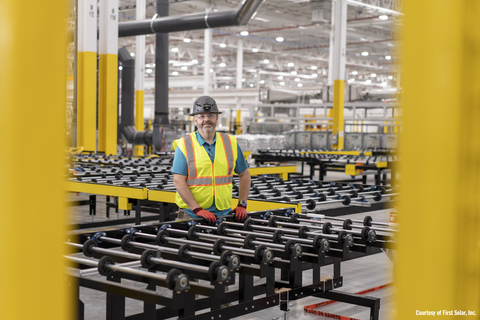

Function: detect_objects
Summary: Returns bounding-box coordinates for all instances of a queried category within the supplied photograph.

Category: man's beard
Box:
[198,122,215,133]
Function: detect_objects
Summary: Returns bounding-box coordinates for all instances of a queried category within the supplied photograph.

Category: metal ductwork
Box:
[118,0,266,37]
[118,47,153,146]
[118,0,265,150]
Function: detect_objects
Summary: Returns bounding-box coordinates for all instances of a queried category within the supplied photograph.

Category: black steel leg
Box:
[106,275,125,320]
[239,274,254,302]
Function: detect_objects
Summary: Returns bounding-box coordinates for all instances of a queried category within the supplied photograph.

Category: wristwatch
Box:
[238,200,248,208]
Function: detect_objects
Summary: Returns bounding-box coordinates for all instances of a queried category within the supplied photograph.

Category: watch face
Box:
[238,200,247,207]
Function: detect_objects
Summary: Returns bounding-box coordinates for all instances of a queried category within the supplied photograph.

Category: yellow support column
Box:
[0,1,71,319]
[332,80,345,150]
[134,91,145,155]
[98,0,118,156]
[236,109,242,135]
[396,1,480,318]
[77,0,97,152]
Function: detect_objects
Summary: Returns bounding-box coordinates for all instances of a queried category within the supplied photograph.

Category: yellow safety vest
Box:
[175,132,238,210]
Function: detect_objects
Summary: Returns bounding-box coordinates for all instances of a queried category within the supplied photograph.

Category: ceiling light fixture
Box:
[225,85,230,89]
[219,62,226,67]
[172,71,178,75]
[379,15,388,20]
[385,55,392,60]
[191,59,198,64]
[388,75,393,80]
[366,79,372,83]
[276,37,284,42]
[295,78,300,82]
[146,69,152,73]
[277,75,283,80]
[351,71,358,75]
[210,69,214,73]
[181,66,188,70]
[263,59,269,64]
[287,62,294,67]
[171,47,179,53]
[312,73,318,78]
[260,80,265,84]
[311,66,317,70]
[240,31,249,36]
[130,52,135,57]
[371,73,376,77]
[291,71,297,75]
[361,51,369,56]
[183,38,191,43]
[297,83,303,87]
[219,43,227,48]
[279,82,285,86]
[252,48,259,52]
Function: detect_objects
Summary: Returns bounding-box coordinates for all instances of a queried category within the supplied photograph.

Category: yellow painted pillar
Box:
[0,1,71,318]
[77,0,97,152]
[236,109,242,135]
[98,0,118,156]
[396,1,480,318]
[332,80,345,150]
[134,0,146,156]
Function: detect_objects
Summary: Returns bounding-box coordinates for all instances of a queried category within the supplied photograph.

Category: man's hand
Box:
[233,206,248,221]
[194,208,216,224]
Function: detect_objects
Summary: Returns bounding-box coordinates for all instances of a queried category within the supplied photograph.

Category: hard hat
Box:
[190,96,222,116]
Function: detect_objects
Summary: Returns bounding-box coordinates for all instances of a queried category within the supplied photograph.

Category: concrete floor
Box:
[69,166,396,320]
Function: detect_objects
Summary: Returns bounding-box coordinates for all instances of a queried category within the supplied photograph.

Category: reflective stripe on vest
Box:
[183,135,197,178]
[215,176,233,185]
[219,132,234,175]
[187,177,213,186]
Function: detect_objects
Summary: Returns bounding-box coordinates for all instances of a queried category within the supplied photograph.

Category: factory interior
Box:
[1,0,479,320]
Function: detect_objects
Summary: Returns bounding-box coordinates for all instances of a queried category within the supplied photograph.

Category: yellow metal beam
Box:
[66,182,148,199]
[396,1,480,317]
[235,109,242,135]
[0,0,71,318]
[332,80,345,150]
[134,90,145,156]
[98,53,118,155]
[248,165,297,181]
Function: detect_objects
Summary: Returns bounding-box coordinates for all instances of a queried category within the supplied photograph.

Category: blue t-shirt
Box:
[172,131,249,219]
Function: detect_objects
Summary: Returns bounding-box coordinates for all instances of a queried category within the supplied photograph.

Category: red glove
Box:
[193,208,216,224]
[234,205,248,221]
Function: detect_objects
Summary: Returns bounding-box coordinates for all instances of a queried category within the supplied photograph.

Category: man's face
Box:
[194,113,218,133]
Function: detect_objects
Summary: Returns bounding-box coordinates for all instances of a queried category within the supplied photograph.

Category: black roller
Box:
[166,268,183,289]
[313,235,329,252]
[258,194,267,199]
[373,192,382,201]
[342,219,353,230]
[97,256,115,276]
[327,188,336,196]
[349,190,358,198]
[306,199,317,210]
[272,230,284,243]
[254,245,267,263]
[272,189,282,197]
[156,230,169,246]
[341,195,351,206]
[121,234,135,251]
[243,234,256,249]
[140,249,157,269]
[220,250,233,265]
[208,261,222,282]
[363,216,373,226]
[82,239,98,257]
[323,222,332,234]
[244,218,254,231]
[298,225,310,238]
[354,184,364,192]
[268,215,278,227]
[290,213,299,223]
[281,196,291,202]
[217,222,228,236]
[335,183,343,190]
[187,226,199,240]
[177,244,192,262]
[213,239,225,255]
[318,193,327,201]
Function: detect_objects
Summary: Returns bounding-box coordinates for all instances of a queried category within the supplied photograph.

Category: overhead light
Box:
[387,43,395,47]
[361,51,369,56]
[379,15,388,20]
[351,71,358,75]
[146,69,153,73]
[172,71,178,75]
[312,73,318,78]
[295,78,300,82]
[348,78,355,82]
[171,47,179,52]
[225,85,230,89]
[252,48,259,52]
[240,31,249,36]
[146,64,151,67]
[291,71,297,75]
[219,43,227,48]
[219,62,226,67]
[276,37,284,42]
[366,79,372,84]
[297,83,303,87]
[385,55,392,60]
[181,66,188,70]
[260,80,265,84]
[360,37,368,41]
[382,81,388,86]
[130,52,135,57]
[287,62,294,67]
[277,75,283,80]
[371,73,376,77]
[119,66,123,70]
[153,63,156,66]
[242,78,245,82]
[279,82,285,86]
[388,75,393,80]
[210,69,214,73]
[183,38,191,43]
[311,66,317,70]
[191,59,198,64]
[250,83,254,87]
[263,59,269,64]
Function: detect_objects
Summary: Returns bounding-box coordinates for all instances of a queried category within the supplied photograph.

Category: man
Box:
[172,96,251,223]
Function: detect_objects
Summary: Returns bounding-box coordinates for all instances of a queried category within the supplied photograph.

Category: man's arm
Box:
[173,173,201,209]
[237,168,251,202]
